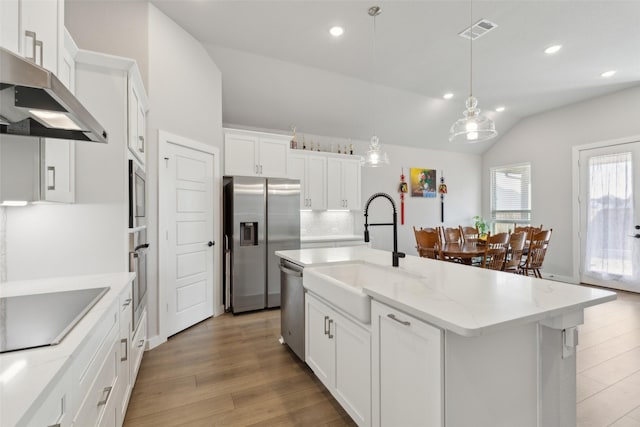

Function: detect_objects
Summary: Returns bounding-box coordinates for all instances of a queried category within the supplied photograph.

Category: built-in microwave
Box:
[128,159,149,331]
[129,160,146,229]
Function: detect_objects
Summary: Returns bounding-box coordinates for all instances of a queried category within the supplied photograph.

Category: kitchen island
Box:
[275,246,616,427]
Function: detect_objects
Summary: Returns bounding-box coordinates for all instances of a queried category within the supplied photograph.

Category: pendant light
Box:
[449,0,497,143]
[362,5,389,167]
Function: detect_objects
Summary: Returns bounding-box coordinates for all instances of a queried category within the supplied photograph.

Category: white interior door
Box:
[161,138,215,336]
[579,140,640,292]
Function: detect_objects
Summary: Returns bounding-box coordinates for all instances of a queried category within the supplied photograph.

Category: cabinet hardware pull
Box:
[138,135,145,153]
[324,316,329,335]
[328,319,334,339]
[35,39,43,66]
[25,30,36,63]
[260,165,263,174]
[123,298,132,307]
[121,338,128,361]
[47,166,56,190]
[387,313,411,326]
[97,386,113,406]
[255,165,258,174]
[47,424,61,427]
[138,339,145,348]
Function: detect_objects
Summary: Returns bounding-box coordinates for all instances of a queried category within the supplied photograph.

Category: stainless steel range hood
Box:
[0,47,108,143]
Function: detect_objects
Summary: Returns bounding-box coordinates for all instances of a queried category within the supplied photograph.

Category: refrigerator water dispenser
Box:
[240,222,258,246]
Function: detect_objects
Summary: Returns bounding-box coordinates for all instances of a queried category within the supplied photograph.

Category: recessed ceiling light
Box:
[495,106,505,112]
[329,26,344,37]
[601,70,617,78]
[443,93,454,100]
[544,44,562,55]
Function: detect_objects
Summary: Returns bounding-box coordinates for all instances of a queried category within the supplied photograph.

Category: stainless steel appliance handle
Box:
[279,265,302,277]
[134,243,150,252]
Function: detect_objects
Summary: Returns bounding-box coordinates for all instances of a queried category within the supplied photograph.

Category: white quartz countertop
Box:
[0,272,135,427]
[275,247,616,336]
[300,234,364,243]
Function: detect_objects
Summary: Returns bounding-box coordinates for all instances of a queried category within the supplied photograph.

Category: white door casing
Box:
[159,131,221,339]
[572,135,640,291]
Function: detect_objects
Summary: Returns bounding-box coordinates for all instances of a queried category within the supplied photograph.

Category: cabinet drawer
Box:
[119,285,132,316]
[130,309,147,382]
[23,367,72,427]
[74,333,119,427]
[71,301,118,414]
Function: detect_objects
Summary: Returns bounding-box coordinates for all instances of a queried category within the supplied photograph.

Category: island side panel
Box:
[445,322,538,427]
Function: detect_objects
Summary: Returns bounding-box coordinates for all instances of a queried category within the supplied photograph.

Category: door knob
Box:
[634,234,640,239]
[208,241,215,247]
[635,225,640,230]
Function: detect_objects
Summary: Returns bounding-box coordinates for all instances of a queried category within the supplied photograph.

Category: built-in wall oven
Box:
[129,160,149,331]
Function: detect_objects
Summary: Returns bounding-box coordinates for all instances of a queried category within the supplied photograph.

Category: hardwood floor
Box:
[124,289,640,427]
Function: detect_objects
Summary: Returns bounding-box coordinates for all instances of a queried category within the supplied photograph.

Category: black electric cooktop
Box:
[0,287,110,354]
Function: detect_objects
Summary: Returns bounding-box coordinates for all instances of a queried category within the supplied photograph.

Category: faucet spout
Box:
[363,192,406,267]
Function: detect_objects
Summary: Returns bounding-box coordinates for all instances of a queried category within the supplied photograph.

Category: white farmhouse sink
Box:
[304,261,424,324]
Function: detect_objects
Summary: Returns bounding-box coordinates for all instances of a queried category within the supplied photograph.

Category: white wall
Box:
[482,85,640,279]
[65,0,149,86]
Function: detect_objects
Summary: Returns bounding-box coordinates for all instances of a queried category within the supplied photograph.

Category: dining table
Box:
[440,241,486,265]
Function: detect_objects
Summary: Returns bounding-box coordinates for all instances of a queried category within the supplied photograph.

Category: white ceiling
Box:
[151,0,640,154]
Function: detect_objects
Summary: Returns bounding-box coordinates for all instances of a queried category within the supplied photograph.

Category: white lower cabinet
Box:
[305,293,370,427]
[130,309,147,384]
[371,301,443,427]
[23,368,73,427]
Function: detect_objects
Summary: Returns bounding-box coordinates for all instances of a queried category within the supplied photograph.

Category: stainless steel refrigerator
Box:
[223,176,300,313]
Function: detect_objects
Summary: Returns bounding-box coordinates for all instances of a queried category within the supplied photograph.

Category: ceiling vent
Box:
[459,19,498,40]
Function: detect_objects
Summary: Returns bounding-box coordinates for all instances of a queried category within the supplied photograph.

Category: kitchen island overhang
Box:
[275,246,616,427]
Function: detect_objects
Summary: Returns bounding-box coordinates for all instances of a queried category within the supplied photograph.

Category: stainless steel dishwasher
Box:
[280,259,305,361]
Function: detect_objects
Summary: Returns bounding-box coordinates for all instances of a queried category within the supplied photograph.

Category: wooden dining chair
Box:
[481,232,510,270]
[519,229,553,278]
[441,227,462,244]
[459,226,480,243]
[504,231,527,273]
[413,226,441,259]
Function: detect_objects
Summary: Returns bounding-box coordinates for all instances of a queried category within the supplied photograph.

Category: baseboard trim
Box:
[147,334,167,350]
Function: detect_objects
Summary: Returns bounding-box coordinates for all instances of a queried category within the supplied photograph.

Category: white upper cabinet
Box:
[327,157,361,211]
[128,72,148,168]
[0,0,63,72]
[289,151,327,210]
[224,129,289,178]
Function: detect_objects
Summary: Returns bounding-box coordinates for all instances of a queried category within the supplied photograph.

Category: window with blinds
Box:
[490,163,531,231]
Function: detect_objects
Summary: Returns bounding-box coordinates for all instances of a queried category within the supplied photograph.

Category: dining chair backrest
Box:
[481,232,510,270]
[413,226,441,259]
[459,226,480,243]
[504,231,527,272]
[520,229,553,278]
[441,227,462,244]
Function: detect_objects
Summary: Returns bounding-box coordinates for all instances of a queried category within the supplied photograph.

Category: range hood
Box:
[0,47,108,143]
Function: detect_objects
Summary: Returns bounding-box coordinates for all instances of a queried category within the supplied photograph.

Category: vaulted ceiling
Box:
[151,0,640,154]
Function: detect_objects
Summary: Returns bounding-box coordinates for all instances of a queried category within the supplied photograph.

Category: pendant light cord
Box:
[469,0,473,99]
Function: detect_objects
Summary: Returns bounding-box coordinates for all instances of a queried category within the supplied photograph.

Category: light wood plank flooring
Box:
[124,289,640,427]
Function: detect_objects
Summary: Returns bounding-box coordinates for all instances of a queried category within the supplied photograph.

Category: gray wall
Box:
[482,85,640,279]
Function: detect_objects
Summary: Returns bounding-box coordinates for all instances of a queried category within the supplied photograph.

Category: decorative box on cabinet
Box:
[371,300,443,427]
[306,293,371,426]
[289,152,327,210]
[327,157,361,211]
[224,129,289,178]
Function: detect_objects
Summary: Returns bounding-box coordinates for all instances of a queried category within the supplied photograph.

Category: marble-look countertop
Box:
[275,247,616,336]
[0,272,135,427]
[301,234,364,243]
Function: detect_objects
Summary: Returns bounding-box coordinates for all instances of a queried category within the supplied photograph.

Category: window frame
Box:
[490,162,532,233]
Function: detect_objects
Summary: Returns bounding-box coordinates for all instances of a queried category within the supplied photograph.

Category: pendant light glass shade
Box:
[449,0,497,144]
[361,5,389,168]
[449,96,497,143]
[361,135,389,167]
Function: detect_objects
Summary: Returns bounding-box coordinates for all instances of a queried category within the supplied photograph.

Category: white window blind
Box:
[490,163,531,226]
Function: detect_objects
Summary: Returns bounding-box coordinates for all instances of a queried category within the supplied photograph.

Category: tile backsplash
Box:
[301,211,356,237]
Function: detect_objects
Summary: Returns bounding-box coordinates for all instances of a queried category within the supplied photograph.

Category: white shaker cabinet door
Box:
[20,0,60,71]
[259,137,288,178]
[305,294,335,389]
[306,155,326,210]
[372,301,443,427]
[224,132,259,176]
[288,153,307,209]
